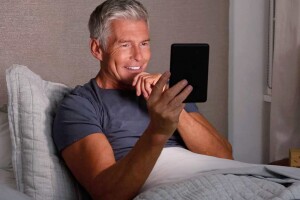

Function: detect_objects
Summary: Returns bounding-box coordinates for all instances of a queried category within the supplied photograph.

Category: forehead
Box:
[109,19,149,40]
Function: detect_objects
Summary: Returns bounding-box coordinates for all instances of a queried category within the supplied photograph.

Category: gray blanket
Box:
[134,165,300,200]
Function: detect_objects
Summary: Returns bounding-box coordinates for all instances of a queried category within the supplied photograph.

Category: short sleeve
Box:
[184,103,199,113]
[52,94,103,152]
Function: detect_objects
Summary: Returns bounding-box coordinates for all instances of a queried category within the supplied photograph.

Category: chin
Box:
[120,75,135,86]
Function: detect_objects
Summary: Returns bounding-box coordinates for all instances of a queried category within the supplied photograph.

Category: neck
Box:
[95,70,133,90]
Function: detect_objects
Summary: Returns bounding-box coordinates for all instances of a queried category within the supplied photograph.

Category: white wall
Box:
[228,0,270,164]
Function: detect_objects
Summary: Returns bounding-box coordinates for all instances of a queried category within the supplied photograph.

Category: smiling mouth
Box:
[125,66,141,70]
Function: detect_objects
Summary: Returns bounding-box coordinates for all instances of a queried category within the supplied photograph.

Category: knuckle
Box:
[172,99,181,107]
[163,91,173,99]
[152,84,159,91]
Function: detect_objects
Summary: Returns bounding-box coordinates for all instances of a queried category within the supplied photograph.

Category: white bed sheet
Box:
[142,147,257,192]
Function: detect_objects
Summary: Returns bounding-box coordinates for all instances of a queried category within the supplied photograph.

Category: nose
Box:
[131,45,143,61]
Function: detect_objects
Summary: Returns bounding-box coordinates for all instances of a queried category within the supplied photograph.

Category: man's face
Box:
[99,19,151,89]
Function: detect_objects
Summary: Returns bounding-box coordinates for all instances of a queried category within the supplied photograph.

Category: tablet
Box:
[169,43,209,103]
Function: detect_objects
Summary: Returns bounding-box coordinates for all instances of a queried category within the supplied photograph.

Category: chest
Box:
[100,94,150,137]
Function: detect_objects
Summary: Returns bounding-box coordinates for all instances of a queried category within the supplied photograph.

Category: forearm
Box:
[91,128,168,200]
[86,72,191,199]
[177,110,233,159]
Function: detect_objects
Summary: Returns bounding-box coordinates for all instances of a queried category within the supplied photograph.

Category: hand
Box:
[146,71,193,138]
[132,72,162,99]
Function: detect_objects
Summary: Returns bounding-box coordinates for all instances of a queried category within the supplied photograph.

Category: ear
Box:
[90,39,104,61]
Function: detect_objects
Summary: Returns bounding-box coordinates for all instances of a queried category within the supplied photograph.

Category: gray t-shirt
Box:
[53,79,199,160]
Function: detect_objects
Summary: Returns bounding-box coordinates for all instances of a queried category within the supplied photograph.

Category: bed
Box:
[0,65,299,200]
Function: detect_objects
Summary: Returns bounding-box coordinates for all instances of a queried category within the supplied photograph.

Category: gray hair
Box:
[88,0,149,50]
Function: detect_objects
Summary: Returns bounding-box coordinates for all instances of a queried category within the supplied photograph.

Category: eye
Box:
[141,41,150,47]
[120,43,130,48]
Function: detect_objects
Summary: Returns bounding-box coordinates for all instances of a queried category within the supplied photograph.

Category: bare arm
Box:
[177,110,233,159]
[133,72,233,159]
[61,72,192,200]
[62,130,166,200]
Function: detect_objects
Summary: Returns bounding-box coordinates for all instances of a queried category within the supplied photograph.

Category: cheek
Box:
[111,50,129,65]
[143,49,151,62]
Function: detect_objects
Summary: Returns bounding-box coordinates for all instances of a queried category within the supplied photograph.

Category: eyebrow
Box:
[117,39,150,43]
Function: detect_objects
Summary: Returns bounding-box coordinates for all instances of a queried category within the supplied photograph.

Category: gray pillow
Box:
[0,105,12,170]
[6,65,85,200]
[0,183,32,200]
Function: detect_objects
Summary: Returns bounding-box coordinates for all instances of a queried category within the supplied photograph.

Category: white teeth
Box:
[126,66,141,70]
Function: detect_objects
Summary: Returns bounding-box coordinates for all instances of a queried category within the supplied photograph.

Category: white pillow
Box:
[6,65,90,200]
[0,105,12,170]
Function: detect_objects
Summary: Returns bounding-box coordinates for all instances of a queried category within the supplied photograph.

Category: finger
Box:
[136,76,142,96]
[140,76,151,98]
[132,76,137,86]
[167,79,188,94]
[145,81,152,97]
[149,71,170,101]
[151,74,161,85]
[144,74,160,98]
[141,77,148,98]
[168,103,186,116]
[132,73,141,86]
[163,83,169,91]
[160,79,188,104]
[132,72,147,86]
[169,85,193,108]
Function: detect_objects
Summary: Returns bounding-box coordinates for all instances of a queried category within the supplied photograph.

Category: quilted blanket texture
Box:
[135,166,300,200]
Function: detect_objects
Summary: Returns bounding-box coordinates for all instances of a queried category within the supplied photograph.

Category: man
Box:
[53,0,232,199]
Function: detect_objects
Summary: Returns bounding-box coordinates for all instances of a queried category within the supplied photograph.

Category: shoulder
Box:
[60,79,102,113]
[53,79,105,152]
[53,79,104,133]
[71,79,99,102]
